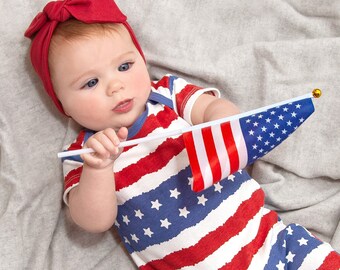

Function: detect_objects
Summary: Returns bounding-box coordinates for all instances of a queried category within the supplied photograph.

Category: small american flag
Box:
[183,96,315,192]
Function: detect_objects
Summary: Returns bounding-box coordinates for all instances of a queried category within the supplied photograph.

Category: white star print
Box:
[269,132,275,138]
[179,207,190,218]
[291,112,297,117]
[265,118,271,123]
[282,239,286,248]
[143,228,154,238]
[170,188,181,199]
[286,226,294,235]
[278,114,284,120]
[299,117,304,123]
[253,122,259,127]
[283,107,289,112]
[286,251,295,263]
[214,182,223,193]
[298,237,308,246]
[197,195,208,206]
[274,123,280,129]
[114,220,120,228]
[135,209,144,219]
[122,215,130,225]
[276,260,285,270]
[261,126,267,132]
[124,237,130,245]
[131,234,139,243]
[160,218,171,229]
[228,174,236,181]
[257,135,263,141]
[151,199,162,210]
[287,120,292,126]
[249,130,255,136]
[246,119,251,123]
[188,177,193,186]
[296,104,301,109]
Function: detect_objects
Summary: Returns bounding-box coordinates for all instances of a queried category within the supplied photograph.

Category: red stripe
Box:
[220,122,239,174]
[175,84,202,118]
[125,107,179,151]
[64,166,83,190]
[140,188,266,269]
[182,131,205,192]
[201,126,222,184]
[152,75,169,89]
[219,211,278,270]
[115,137,185,191]
[318,251,340,270]
[67,130,86,151]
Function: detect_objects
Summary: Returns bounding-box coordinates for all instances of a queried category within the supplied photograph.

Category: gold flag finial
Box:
[312,89,322,98]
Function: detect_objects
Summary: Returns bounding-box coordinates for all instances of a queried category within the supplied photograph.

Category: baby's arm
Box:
[191,93,240,125]
[68,127,128,233]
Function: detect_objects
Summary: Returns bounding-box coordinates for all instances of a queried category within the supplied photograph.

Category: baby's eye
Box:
[83,78,98,89]
[118,62,133,72]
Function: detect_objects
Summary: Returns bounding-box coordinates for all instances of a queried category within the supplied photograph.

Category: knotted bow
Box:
[25,0,144,115]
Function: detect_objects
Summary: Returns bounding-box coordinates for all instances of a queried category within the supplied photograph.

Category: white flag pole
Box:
[57,90,320,159]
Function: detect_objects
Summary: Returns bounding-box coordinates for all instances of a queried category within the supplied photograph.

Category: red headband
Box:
[25,0,144,115]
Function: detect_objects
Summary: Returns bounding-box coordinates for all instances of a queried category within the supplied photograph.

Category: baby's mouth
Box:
[112,99,133,113]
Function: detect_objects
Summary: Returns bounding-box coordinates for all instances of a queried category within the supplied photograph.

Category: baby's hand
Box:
[81,127,128,169]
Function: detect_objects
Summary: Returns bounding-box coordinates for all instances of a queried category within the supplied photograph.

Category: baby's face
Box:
[50,26,151,131]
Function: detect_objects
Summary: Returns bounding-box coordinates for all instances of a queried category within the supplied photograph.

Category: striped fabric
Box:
[62,75,340,269]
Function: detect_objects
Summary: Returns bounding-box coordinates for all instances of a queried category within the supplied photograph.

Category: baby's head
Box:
[25,0,150,130]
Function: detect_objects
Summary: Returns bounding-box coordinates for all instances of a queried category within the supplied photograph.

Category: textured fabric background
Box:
[0,0,339,269]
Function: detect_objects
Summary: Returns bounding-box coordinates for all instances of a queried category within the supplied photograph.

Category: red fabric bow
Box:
[25,0,144,115]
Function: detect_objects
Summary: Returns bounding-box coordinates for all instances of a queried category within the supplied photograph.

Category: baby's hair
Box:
[48,19,124,81]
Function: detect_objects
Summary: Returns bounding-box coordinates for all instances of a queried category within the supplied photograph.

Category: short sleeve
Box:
[61,130,88,205]
[170,76,221,125]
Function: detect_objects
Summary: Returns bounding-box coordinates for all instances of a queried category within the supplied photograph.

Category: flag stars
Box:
[266,118,271,123]
[282,129,287,135]
[261,126,267,132]
[283,107,289,112]
[179,207,190,218]
[274,123,280,129]
[135,210,144,219]
[269,132,275,138]
[257,135,263,141]
[278,114,284,120]
[253,121,259,127]
[286,251,296,263]
[122,215,130,225]
[188,177,193,186]
[299,117,304,123]
[170,188,181,199]
[264,140,270,146]
[160,218,171,229]
[287,120,292,126]
[214,182,223,193]
[291,112,297,117]
[296,104,302,109]
[246,119,251,124]
[249,130,255,136]
[143,228,154,238]
[124,237,130,245]
[228,174,236,181]
[197,195,208,206]
[286,226,294,235]
[298,237,308,246]
[131,234,139,243]
[270,111,276,115]
[252,144,258,150]
[276,260,285,270]
[151,199,162,210]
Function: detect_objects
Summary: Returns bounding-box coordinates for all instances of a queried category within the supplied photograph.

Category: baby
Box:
[25,0,340,269]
